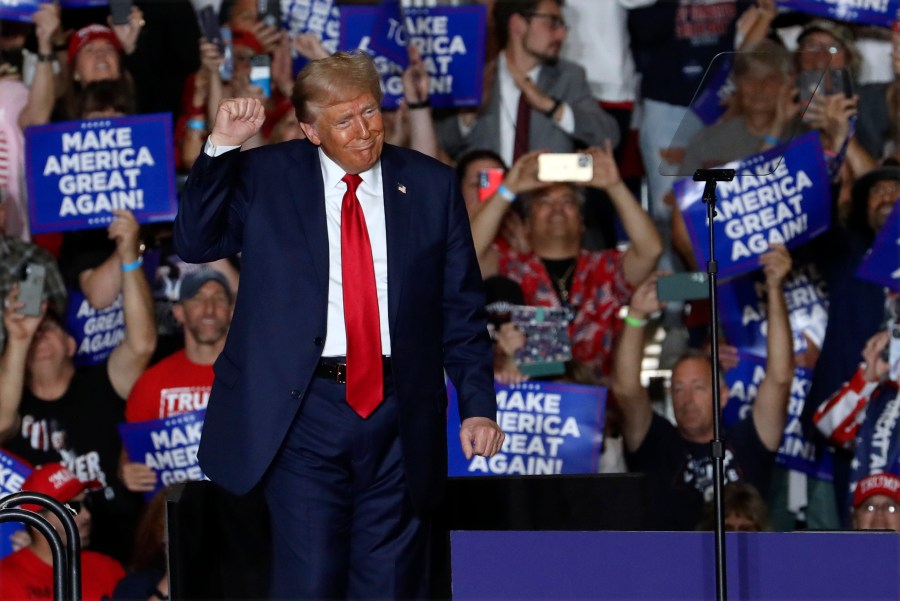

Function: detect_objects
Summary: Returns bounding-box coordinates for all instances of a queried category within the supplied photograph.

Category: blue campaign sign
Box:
[719,261,830,360]
[25,113,177,235]
[447,380,606,477]
[675,132,831,280]
[778,0,900,28]
[283,0,342,74]
[368,0,408,66]
[341,5,486,110]
[0,0,39,23]
[690,55,734,126]
[66,289,125,368]
[856,199,900,292]
[0,450,32,560]
[119,410,207,500]
[724,353,832,480]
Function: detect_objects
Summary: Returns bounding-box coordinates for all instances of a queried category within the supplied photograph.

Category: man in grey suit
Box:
[437,0,619,164]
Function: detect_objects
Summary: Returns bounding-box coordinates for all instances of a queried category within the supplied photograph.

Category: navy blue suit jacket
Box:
[174,140,497,513]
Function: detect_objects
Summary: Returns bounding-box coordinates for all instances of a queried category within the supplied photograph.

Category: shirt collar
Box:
[317,147,382,195]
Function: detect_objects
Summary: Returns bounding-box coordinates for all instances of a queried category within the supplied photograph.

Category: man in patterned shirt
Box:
[470,143,661,377]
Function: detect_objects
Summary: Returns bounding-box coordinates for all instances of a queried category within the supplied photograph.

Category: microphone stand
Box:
[693,167,734,601]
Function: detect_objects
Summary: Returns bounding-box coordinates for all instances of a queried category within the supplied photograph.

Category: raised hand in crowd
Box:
[293,33,330,61]
[585,142,663,286]
[210,97,266,148]
[249,20,282,55]
[271,29,295,99]
[402,44,429,107]
[753,243,794,451]
[804,93,857,151]
[17,1,60,129]
[400,43,441,159]
[109,5,145,55]
[761,78,801,150]
[0,287,46,441]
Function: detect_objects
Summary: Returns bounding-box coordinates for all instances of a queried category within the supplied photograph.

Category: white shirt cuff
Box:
[556,103,575,134]
[204,137,241,157]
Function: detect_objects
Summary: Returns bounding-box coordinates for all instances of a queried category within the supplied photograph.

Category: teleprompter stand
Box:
[693,167,735,601]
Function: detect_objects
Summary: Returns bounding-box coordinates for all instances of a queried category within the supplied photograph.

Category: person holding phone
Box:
[611,245,794,530]
[0,209,156,563]
[175,51,503,599]
[469,143,662,378]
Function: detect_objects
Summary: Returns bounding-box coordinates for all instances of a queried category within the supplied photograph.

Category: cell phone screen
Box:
[109,0,132,26]
[478,168,504,203]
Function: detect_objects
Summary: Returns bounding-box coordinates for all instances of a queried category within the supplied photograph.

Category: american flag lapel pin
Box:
[397,183,407,194]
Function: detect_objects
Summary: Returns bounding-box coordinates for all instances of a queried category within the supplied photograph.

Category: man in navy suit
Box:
[175,51,504,599]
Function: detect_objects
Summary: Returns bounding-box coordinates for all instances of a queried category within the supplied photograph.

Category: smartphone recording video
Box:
[537,153,593,183]
[478,168,504,203]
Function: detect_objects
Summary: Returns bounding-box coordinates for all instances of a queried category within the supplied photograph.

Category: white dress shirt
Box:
[203,139,391,356]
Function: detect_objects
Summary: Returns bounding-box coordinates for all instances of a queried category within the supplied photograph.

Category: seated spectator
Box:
[611,245,793,530]
[119,269,233,493]
[851,472,900,532]
[0,190,67,353]
[0,209,156,562]
[0,463,124,601]
[436,0,619,165]
[696,481,773,532]
[471,144,662,377]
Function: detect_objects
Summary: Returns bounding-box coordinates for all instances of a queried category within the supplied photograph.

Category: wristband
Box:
[187,119,207,132]
[496,184,516,202]
[121,257,143,272]
[405,99,430,110]
[544,98,562,118]
[36,53,55,63]
[762,134,779,146]
[624,314,648,328]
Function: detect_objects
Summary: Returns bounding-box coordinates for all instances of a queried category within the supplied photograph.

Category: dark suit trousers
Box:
[262,373,429,600]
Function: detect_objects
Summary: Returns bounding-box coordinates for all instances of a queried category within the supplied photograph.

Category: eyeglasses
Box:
[870,182,900,198]
[798,42,841,55]
[861,502,899,514]
[525,12,568,32]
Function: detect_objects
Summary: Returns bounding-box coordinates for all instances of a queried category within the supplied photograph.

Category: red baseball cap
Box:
[853,472,900,508]
[67,24,123,65]
[20,463,102,512]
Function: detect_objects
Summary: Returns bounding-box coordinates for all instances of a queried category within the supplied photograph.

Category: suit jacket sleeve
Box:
[174,149,251,263]
[560,63,621,149]
[440,172,498,422]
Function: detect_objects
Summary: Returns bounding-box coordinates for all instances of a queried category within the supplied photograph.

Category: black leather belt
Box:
[315,356,392,384]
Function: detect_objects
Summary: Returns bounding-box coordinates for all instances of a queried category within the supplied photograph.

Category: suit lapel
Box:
[379,145,411,333]
[289,140,329,304]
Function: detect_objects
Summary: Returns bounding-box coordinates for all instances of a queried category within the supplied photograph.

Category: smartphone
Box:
[478,168,504,203]
[826,67,854,98]
[257,0,281,27]
[219,26,233,82]
[537,153,593,183]
[511,305,571,376]
[17,263,46,317]
[109,0,133,26]
[250,54,272,98]
[796,69,825,108]
[196,5,223,51]
[656,272,709,302]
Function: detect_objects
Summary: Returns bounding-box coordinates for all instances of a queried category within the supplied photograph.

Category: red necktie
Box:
[513,91,531,162]
[341,173,383,418]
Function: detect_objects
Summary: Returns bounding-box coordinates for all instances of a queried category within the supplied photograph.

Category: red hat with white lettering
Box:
[20,463,101,512]
[853,472,900,508]
[67,24,123,66]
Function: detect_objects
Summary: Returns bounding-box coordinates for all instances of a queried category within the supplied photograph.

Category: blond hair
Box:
[292,51,383,124]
